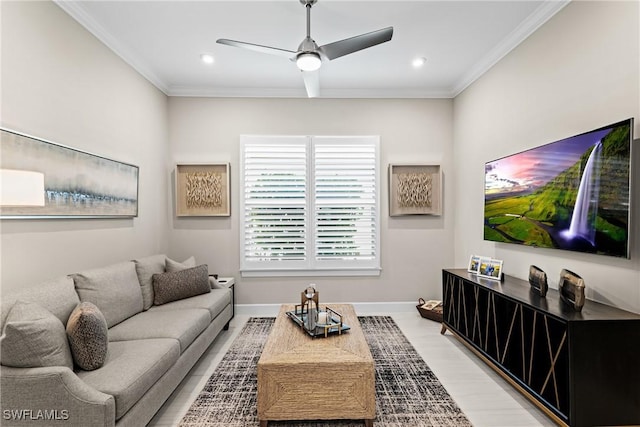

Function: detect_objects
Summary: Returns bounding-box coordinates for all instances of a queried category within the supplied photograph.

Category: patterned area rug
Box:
[179,316,472,427]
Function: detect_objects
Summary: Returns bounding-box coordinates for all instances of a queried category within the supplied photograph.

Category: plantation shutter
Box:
[240,135,380,276]
[241,136,308,269]
[313,137,378,268]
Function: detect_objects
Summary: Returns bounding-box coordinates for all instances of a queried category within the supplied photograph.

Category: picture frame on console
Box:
[175,163,230,217]
[478,257,503,281]
[468,255,481,273]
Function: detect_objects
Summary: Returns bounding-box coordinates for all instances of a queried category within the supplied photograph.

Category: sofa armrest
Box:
[209,276,223,289]
[0,365,115,427]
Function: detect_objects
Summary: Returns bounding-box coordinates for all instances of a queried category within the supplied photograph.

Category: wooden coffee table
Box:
[257,304,375,426]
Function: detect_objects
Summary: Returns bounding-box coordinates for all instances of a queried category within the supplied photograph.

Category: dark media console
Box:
[441,269,640,427]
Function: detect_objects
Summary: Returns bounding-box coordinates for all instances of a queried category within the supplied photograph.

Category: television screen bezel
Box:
[483,118,634,259]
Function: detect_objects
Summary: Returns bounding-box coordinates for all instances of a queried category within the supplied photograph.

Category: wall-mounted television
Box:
[484,118,634,258]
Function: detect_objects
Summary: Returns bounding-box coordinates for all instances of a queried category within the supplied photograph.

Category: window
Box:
[240,135,380,276]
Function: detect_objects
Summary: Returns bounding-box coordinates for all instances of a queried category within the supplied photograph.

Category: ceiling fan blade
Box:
[216,39,296,59]
[318,26,393,60]
[302,70,320,98]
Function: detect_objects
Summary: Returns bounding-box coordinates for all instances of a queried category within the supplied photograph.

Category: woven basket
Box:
[416,298,443,322]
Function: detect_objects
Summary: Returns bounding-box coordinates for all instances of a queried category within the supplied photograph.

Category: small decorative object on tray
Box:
[301,284,319,331]
[286,285,350,338]
[416,298,443,322]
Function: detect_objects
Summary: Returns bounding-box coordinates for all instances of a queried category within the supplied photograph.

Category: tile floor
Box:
[147,310,556,427]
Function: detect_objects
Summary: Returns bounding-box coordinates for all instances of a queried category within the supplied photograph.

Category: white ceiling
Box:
[55,0,570,98]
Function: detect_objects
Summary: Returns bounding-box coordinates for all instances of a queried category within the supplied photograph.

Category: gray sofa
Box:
[0,254,233,427]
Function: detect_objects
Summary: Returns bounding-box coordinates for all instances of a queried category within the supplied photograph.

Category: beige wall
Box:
[167,97,454,305]
[3,0,638,313]
[0,1,170,293]
[453,1,640,313]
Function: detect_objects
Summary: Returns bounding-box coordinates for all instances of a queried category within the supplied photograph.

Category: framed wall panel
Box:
[389,164,442,216]
[175,163,230,217]
[0,128,139,219]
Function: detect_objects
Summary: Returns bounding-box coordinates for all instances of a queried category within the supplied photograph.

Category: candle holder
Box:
[301,285,319,331]
[287,285,350,337]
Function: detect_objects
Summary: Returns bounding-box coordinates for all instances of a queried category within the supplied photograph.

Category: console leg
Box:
[364,419,374,427]
[259,421,268,427]
[440,323,447,335]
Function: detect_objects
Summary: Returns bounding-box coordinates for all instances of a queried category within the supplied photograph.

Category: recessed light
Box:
[412,57,427,68]
[201,54,214,65]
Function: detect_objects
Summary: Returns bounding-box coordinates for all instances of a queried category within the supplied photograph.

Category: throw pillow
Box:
[1,276,79,329]
[133,254,167,311]
[72,262,143,328]
[152,264,210,305]
[165,256,196,273]
[0,300,73,370]
[66,302,108,371]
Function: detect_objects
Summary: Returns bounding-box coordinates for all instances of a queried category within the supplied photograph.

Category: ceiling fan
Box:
[216,0,393,98]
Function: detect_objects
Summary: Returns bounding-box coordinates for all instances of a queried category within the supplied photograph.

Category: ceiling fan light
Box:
[296,52,321,71]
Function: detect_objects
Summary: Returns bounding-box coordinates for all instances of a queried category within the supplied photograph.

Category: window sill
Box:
[240,267,382,278]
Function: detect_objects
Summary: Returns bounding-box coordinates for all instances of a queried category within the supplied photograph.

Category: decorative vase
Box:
[302,284,318,331]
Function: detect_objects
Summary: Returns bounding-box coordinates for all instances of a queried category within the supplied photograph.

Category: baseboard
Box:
[236,301,416,317]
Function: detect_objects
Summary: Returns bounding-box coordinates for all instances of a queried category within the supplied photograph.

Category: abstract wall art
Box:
[175,163,230,216]
[389,164,442,216]
[0,128,139,218]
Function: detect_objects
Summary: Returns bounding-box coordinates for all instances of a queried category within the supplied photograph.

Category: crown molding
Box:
[55,0,569,100]
[53,0,170,95]
[167,85,454,99]
[451,0,570,97]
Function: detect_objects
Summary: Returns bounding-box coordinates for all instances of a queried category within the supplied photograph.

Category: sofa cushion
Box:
[107,309,210,353]
[165,256,196,273]
[1,276,79,329]
[133,254,167,310]
[72,262,144,328]
[152,264,210,305]
[0,300,73,370]
[149,288,231,322]
[66,302,109,371]
[76,338,180,420]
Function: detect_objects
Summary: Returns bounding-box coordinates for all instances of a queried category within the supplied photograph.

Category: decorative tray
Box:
[286,306,350,338]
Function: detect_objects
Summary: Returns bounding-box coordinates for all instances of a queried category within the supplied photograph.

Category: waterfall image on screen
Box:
[484,119,633,258]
